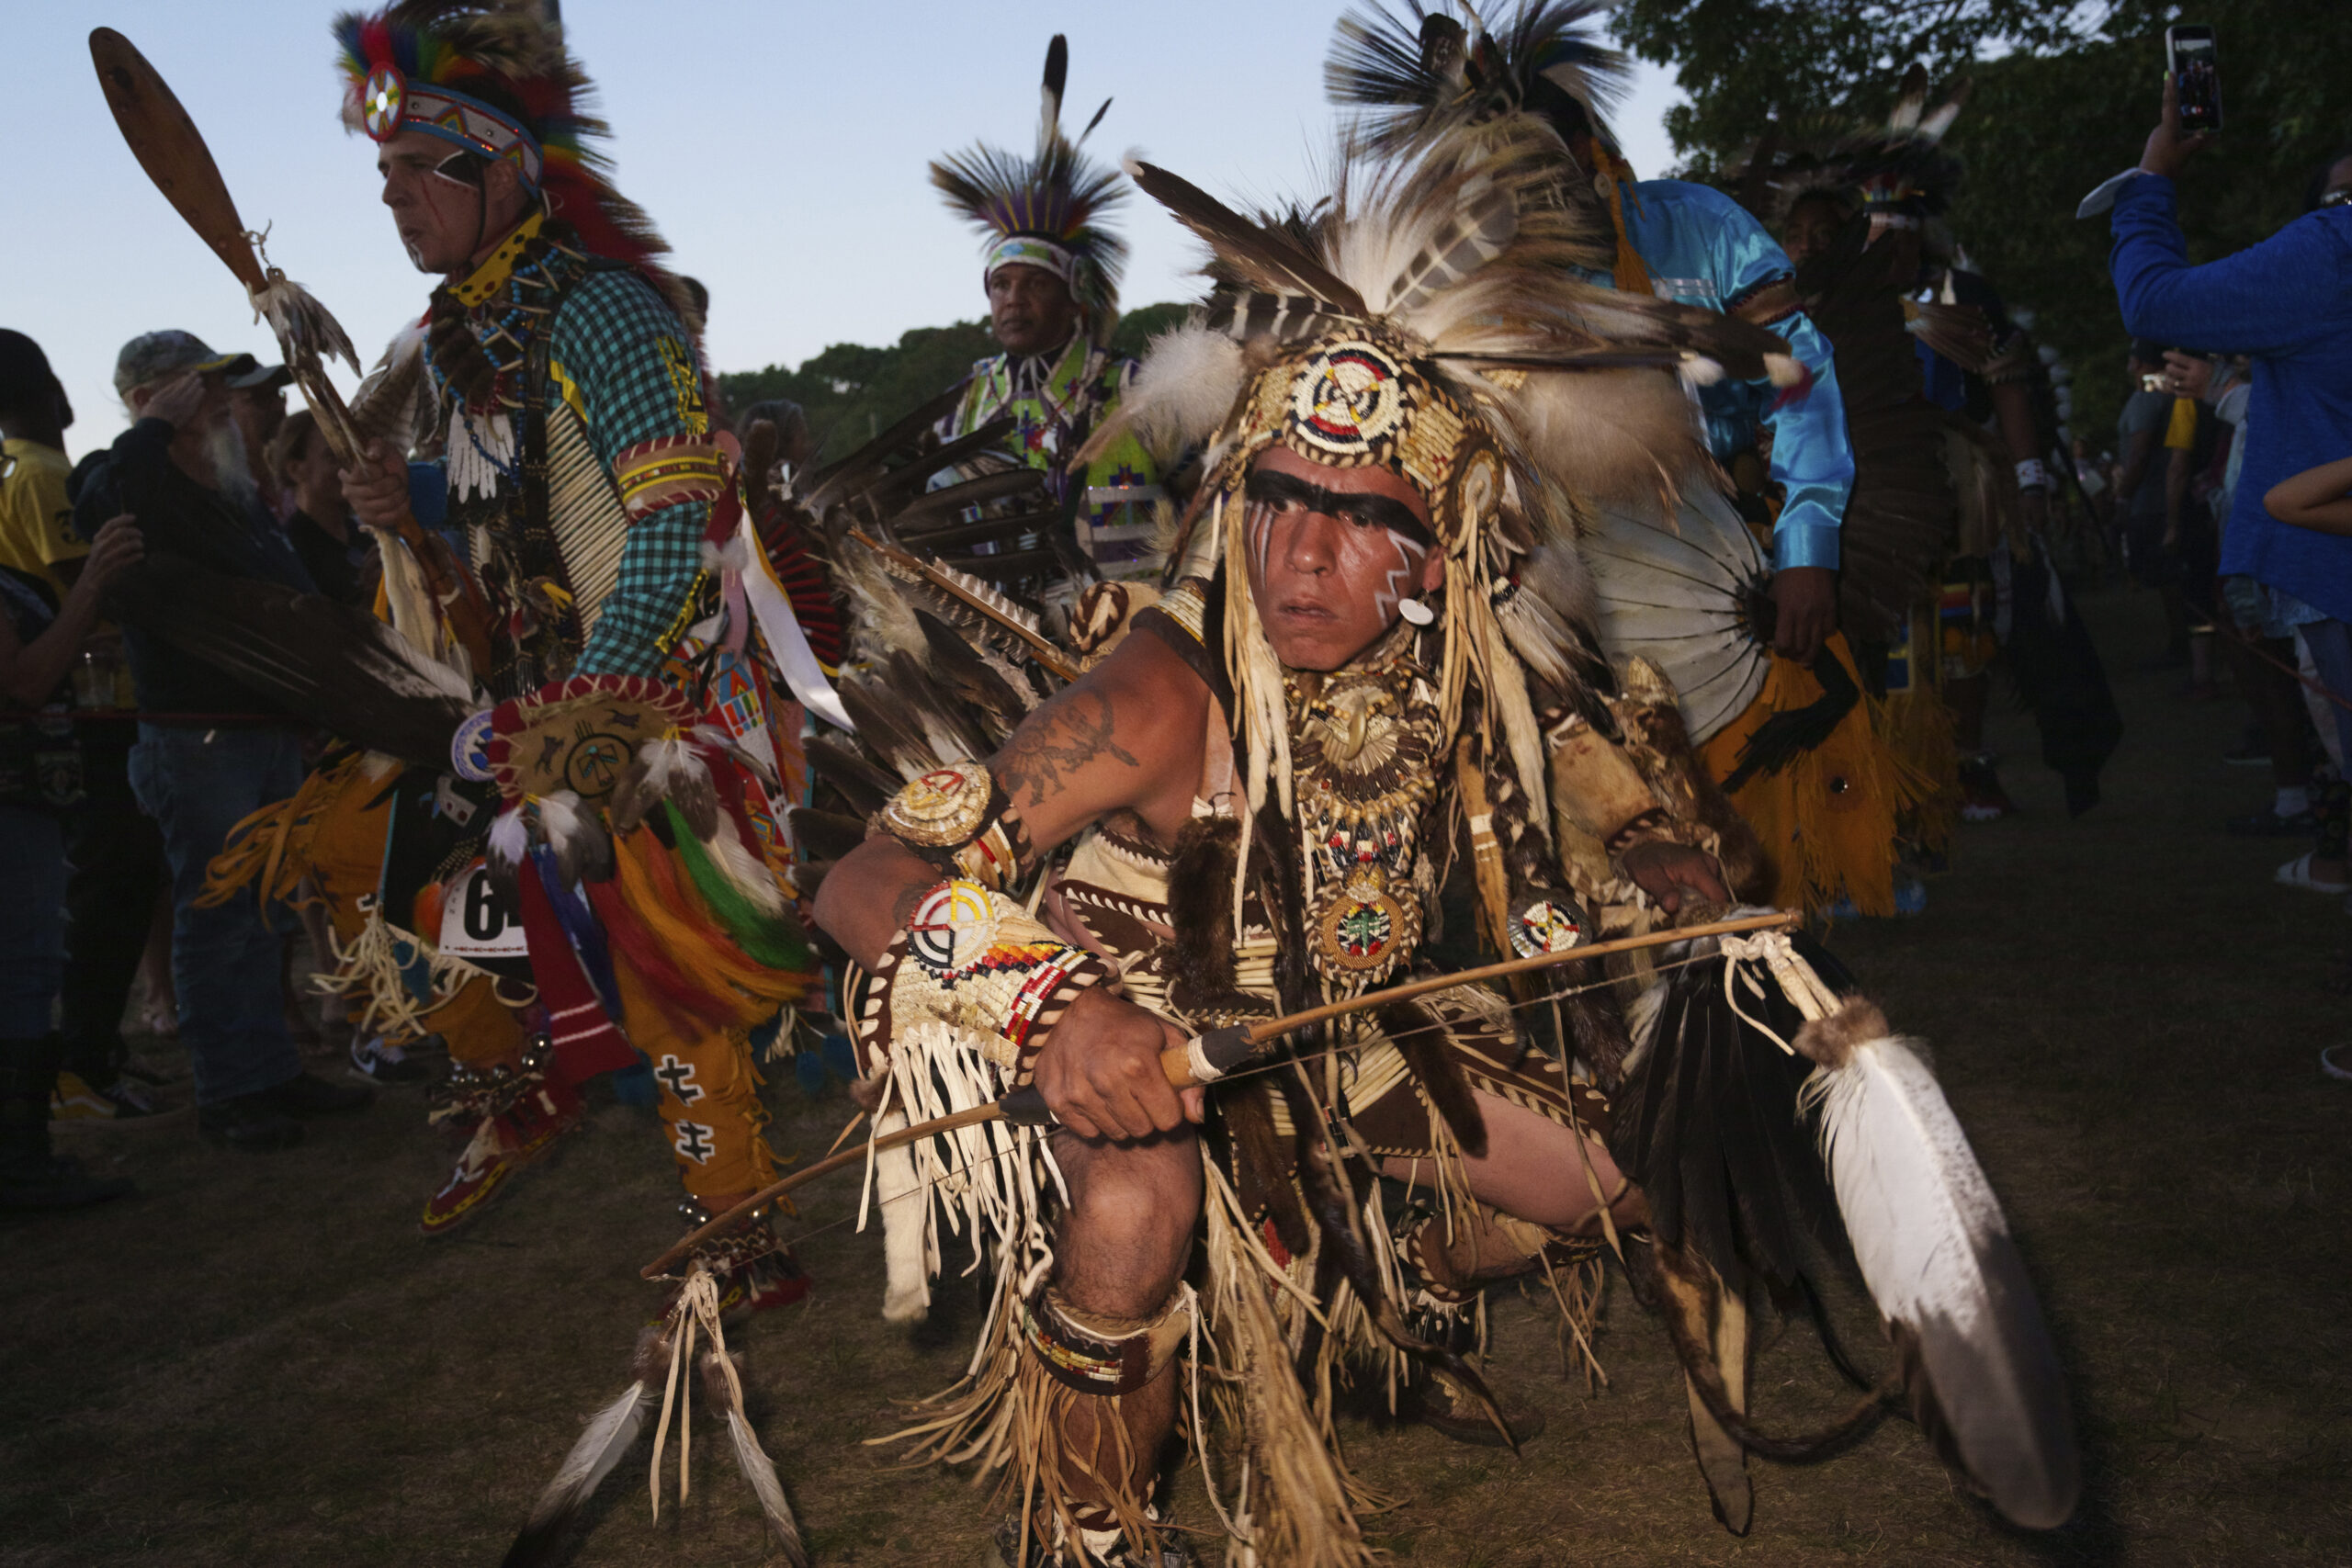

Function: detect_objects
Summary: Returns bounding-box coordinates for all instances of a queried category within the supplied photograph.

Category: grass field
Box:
[5,588,2346,1567]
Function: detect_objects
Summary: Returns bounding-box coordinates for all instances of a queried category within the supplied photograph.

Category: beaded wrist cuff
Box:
[878,761,1036,891]
[875,878,1110,1082]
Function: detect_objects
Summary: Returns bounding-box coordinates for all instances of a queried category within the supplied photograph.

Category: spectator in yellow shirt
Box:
[0,332,88,601]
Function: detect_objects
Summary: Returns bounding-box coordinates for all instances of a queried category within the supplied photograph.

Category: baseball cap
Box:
[112,330,267,397]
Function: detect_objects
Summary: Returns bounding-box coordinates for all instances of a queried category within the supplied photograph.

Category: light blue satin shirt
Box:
[1578,180,1855,572]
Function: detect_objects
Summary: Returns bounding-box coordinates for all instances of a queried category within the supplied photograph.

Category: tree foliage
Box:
[1618,0,2352,447]
[717,302,1194,468]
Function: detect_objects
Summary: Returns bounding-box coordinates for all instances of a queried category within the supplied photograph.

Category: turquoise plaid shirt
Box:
[548,269,712,678]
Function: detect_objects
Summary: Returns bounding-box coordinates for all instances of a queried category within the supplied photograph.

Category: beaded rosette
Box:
[869,878,1109,1082]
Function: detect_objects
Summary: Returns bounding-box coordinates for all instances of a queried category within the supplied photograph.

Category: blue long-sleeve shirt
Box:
[2110,173,2352,622]
[1580,180,1855,572]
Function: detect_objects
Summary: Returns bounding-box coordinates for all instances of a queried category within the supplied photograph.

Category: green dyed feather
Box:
[662,801,809,974]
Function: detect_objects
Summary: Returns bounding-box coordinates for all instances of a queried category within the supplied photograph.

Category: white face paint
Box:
[1371,526,1429,623]
[1247,500,1277,586]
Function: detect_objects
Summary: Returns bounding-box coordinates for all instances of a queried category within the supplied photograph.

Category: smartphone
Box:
[2167,25,2222,133]
[2142,374,2167,393]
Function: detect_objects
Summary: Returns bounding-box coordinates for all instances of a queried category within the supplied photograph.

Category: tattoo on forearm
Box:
[996,689,1137,807]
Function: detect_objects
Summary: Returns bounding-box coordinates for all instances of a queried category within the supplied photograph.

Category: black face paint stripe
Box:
[1243,468,1431,545]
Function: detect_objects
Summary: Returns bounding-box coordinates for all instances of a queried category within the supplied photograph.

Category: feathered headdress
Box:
[1728,64,1972,231]
[1327,1,1630,157]
[1100,118,1795,831]
[334,0,669,274]
[1326,3,1653,288]
[930,35,1126,343]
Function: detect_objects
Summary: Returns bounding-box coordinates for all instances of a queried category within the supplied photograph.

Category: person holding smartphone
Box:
[2111,70,2352,789]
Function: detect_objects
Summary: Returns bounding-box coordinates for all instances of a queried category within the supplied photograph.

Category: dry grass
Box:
[4,588,2347,1567]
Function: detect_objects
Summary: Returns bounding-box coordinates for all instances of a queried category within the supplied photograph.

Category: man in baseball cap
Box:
[70,330,356,1154]
[109,331,286,400]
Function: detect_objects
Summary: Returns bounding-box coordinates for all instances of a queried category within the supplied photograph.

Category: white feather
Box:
[487,805,530,868]
[724,1407,809,1567]
[701,536,752,575]
[1799,1031,2078,1529]
[704,812,790,919]
[514,1381,655,1540]
[533,790,585,857]
[638,734,703,800]
[1117,321,1247,457]
[1801,1034,2007,1329]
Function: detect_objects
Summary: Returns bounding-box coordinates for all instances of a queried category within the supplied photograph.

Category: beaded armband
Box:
[878,761,1036,892]
[874,878,1110,1083]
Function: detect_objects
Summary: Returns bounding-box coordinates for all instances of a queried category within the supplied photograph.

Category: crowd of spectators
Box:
[1,327,383,1210]
[2102,80,2352,1078]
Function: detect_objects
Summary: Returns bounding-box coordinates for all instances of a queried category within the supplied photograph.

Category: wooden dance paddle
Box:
[91,28,366,464]
[640,908,1797,1279]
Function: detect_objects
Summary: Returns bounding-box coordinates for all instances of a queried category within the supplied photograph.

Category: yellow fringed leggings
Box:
[295,762,526,1072]
[610,957,776,1202]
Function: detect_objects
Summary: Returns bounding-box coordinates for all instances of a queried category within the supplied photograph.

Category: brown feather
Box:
[1125,159,1369,317]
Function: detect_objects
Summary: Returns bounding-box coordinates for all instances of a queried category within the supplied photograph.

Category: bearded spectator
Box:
[68,331,372,1152]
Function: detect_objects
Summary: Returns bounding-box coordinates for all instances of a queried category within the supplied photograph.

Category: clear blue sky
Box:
[5,0,1686,446]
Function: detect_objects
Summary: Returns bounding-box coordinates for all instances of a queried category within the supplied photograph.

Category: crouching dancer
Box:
[811,120,1770,1566]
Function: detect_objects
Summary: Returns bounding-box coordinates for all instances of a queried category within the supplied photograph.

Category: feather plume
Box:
[501,1369,660,1568]
[915,612,1033,739]
[1796,1010,2079,1529]
[724,1408,808,1566]
[1077,319,1248,461]
[250,273,361,378]
[532,788,612,886]
[1327,1,1632,158]
[346,319,434,452]
[1125,158,1368,316]
[107,552,472,769]
[639,734,718,840]
[1722,62,1973,230]
[805,738,899,818]
[697,804,790,921]
[487,803,530,866]
[1885,62,1929,134]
